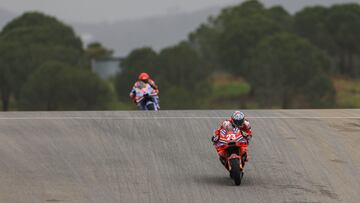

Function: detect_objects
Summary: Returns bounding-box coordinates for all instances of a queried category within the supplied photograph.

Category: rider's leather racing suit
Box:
[129,79,160,109]
[212,119,252,170]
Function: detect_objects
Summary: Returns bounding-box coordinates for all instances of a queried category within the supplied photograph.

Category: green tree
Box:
[295,4,360,77]
[267,6,293,31]
[114,43,212,109]
[326,4,360,76]
[1,12,82,51]
[0,41,26,111]
[247,32,335,108]
[189,0,286,74]
[189,21,221,69]
[0,12,85,110]
[217,13,282,74]
[85,42,114,65]
[19,61,113,110]
[157,42,212,108]
[294,6,332,50]
[115,47,158,104]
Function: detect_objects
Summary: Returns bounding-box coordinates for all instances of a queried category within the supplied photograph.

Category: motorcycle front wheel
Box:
[146,102,155,110]
[229,158,243,185]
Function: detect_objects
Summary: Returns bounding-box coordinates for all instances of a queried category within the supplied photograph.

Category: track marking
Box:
[0,116,359,120]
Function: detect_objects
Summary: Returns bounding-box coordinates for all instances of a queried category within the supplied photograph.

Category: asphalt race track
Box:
[0,110,359,203]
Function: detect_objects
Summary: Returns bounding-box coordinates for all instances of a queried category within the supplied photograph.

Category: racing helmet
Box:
[231,111,245,127]
[138,72,150,81]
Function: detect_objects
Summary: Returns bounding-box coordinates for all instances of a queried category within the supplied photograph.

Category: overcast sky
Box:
[1,0,359,23]
[0,0,238,23]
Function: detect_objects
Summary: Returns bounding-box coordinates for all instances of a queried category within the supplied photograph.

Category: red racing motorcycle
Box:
[214,128,248,185]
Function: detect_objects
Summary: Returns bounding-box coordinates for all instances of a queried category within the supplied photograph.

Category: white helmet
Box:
[231,111,245,127]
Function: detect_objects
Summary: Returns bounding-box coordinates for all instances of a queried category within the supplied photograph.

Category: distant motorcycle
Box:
[214,128,248,185]
[134,81,159,111]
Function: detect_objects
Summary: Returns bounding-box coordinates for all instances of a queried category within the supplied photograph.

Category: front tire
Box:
[229,158,243,185]
[146,103,155,110]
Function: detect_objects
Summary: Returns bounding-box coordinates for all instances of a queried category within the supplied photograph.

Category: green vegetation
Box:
[19,61,112,110]
[213,81,250,98]
[208,73,252,109]
[247,32,335,108]
[0,12,113,111]
[1,0,360,110]
[334,78,360,108]
[186,0,358,109]
[295,4,360,77]
[115,43,212,109]
[211,73,250,98]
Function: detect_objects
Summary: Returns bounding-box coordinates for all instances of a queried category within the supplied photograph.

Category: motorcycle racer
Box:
[211,111,252,170]
[129,72,160,109]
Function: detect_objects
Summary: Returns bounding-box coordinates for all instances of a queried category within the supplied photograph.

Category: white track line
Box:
[0,116,359,120]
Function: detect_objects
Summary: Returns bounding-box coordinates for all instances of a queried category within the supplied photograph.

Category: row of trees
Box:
[115,43,212,109]
[1,1,359,110]
[117,0,360,109]
[187,0,341,108]
[189,0,360,78]
[295,4,360,76]
[0,12,113,111]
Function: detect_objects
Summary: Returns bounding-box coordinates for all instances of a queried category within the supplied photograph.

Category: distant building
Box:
[91,57,124,80]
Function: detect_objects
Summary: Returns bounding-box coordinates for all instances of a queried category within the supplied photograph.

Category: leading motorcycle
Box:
[214,128,248,185]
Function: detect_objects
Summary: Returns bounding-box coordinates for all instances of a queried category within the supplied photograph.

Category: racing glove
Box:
[211,135,219,144]
[245,135,251,144]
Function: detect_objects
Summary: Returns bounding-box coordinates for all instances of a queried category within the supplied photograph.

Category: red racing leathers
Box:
[213,119,252,169]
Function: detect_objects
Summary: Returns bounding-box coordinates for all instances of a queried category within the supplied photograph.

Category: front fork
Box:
[227,154,243,171]
[219,148,247,171]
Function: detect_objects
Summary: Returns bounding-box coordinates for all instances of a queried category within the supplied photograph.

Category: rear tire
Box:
[230,158,242,185]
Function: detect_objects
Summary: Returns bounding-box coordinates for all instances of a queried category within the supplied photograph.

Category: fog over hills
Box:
[0,6,222,55]
[73,7,220,56]
[1,0,359,56]
[73,0,360,56]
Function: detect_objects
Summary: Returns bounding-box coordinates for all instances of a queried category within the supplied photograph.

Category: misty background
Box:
[1,0,359,55]
[1,0,360,111]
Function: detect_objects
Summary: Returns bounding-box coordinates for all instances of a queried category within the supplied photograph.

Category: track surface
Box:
[0,110,359,202]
